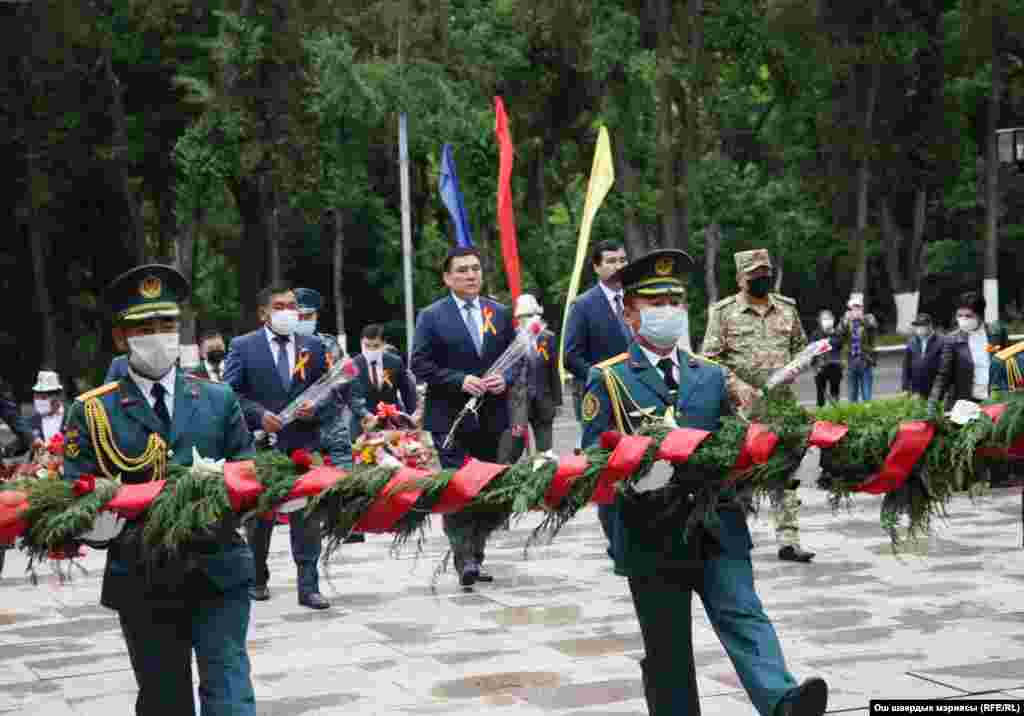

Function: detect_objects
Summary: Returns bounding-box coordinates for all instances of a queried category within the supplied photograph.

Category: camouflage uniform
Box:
[702,249,808,550]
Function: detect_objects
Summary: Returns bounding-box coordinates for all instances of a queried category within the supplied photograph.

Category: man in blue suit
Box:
[63,264,257,716]
[411,246,516,588]
[351,323,417,440]
[564,239,630,540]
[581,250,827,716]
[223,283,332,609]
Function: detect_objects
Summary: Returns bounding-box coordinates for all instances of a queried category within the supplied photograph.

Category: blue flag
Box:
[439,143,474,248]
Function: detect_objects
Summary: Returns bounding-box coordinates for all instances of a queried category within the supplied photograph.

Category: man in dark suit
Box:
[564,240,631,415]
[902,313,943,399]
[0,378,33,458]
[223,283,332,609]
[411,247,516,588]
[563,240,630,540]
[351,323,417,440]
[63,264,257,716]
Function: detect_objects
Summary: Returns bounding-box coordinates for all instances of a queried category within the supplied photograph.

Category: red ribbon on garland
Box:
[593,435,653,504]
[0,490,28,543]
[285,466,346,501]
[354,467,431,533]
[808,421,849,448]
[544,454,589,508]
[432,459,507,513]
[103,481,167,520]
[733,423,779,472]
[656,428,711,464]
[223,461,262,512]
[854,421,934,495]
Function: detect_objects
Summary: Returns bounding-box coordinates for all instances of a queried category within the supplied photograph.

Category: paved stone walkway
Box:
[2,449,1024,715]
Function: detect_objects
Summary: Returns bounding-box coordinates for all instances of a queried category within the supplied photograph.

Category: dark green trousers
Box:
[628,573,700,716]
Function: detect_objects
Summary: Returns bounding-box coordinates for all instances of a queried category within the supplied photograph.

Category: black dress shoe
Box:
[249,585,270,601]
[775,677,827,716]
[475,570,494,583]
[778,545,815,563]
[299,593,331,610]
[343,533,366,543]
[459,562,480,588]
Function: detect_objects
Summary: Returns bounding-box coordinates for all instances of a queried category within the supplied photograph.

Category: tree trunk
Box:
[704,223,721,305]
[851,52,881,299]
[27,215,58,370]
[611,140,647,260]
[174,206,202,349]
[983,44,1002,323]
[881,193,926,333]
[102,52,147,265]
[332,209,347,353]
[230,178,271,331]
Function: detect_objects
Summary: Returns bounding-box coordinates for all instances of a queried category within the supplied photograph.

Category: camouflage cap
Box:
[734,249,772,275]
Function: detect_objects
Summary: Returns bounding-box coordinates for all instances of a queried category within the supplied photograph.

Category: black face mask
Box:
[206,350,226,365]
[747,276,771,298]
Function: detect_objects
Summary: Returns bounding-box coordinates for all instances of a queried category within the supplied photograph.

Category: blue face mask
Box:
[638,306,688,349]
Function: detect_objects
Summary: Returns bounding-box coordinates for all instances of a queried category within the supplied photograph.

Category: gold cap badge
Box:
[139,276,162,299]
[654,257,674,276]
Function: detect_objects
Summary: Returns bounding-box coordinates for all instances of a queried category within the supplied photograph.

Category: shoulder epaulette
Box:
[75,382,119,402]
[709,295,737,312]
[689,351,723,368]
[595,353,629,370]
[995,341,1024,361]
[771,293,797,306]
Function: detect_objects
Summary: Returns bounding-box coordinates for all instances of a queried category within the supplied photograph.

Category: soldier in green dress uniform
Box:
[582,250,827,716]
[63,264,256,716]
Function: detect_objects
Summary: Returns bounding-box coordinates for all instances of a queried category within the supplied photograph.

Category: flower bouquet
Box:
[354,403,434,470]
[277,355,360,428]
[443,316,546,449]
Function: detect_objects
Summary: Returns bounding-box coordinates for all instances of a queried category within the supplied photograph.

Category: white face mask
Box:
[363,346,383,364]
[34,399,53,415]
[128,333,180,379]
[914,326,931,338]
[957,316,979,333]
[269,309,299,336]
[820,318,834,332]
[295,318,317,336]
[638,305,688,349]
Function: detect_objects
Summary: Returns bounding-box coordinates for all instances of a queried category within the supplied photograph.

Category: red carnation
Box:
[48,433,65,456]
[599,431,622,451]
[290,449,314,471]
[322,454,334,466]
[376,402,399,419]
[341,358,359,378]
[529,320,543,335]
[72,475,96,497]
[461,455,474,468]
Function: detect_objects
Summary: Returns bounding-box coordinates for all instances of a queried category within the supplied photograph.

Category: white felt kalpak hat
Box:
[32,370,62,393]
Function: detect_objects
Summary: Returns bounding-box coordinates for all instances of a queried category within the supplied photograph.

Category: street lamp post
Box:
[997,127,1024,172]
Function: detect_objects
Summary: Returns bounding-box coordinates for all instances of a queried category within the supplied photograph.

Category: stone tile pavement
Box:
[2,448,1024,715]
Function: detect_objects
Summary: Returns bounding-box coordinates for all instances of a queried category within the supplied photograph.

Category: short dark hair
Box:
[442,247,482,274]
[198,328,223,344]
[256,282,293,309]
[362,323,385,340]
[591,240,625,267]
[955,291,985,316]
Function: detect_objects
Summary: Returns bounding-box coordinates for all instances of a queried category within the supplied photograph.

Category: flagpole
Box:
[399,113,414,364]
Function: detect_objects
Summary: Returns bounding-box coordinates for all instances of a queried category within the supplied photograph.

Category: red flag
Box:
[494,97,521,301]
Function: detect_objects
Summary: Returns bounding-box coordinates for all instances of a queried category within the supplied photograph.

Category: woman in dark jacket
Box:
[928,291,1009,415]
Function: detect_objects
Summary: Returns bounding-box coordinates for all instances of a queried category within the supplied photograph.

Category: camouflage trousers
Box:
[320,412,353,469]
[769,487,802,548]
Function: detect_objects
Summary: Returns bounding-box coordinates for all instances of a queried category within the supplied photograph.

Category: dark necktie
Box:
[657,358,679,392]
[275,335,292,390]
[614,294,632,337]
[151,382,171,432]
[464,302,483,356]
[372,361,381,389]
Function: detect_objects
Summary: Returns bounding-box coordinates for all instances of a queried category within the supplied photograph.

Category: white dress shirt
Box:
[452,293,484,342]
[41,409,64,442]
[967,328,991,400]
[264,326,296,376]
[599,281,625,318]
[638,344,680,386]
[204,360,222,382]
[128,365,177,420]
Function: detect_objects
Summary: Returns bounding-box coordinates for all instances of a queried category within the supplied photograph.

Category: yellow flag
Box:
[559,126,615,384]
